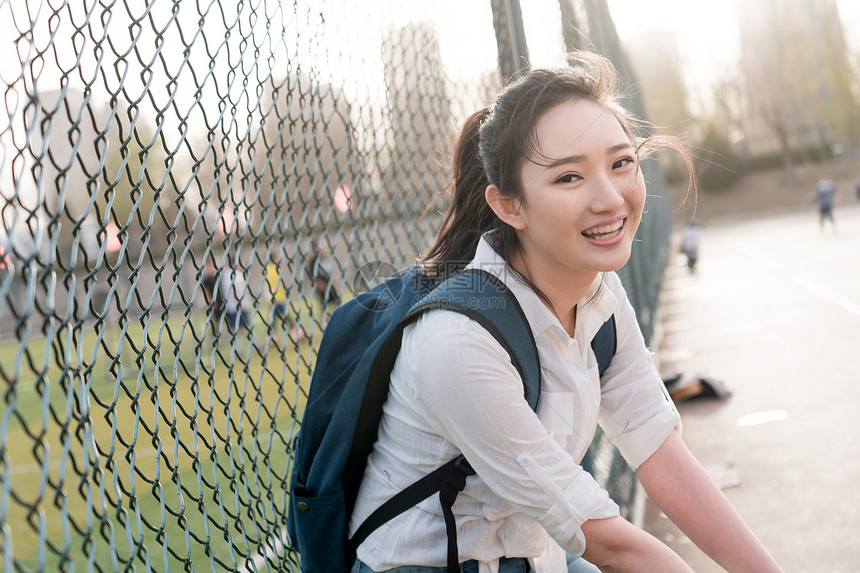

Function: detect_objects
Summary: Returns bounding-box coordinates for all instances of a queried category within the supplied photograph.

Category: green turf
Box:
[1,304,322,571]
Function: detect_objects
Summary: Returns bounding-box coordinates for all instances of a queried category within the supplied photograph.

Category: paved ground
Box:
[645,202,860,572]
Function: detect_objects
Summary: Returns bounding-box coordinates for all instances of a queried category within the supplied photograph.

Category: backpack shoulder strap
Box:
[407,268,542,409]
[591,314,617,378]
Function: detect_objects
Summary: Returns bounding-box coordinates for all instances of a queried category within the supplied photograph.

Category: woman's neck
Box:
[508,247,598,338]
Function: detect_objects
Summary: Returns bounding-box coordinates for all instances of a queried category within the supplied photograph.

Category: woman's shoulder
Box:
[401,309,526,403]
[406,309,513,362]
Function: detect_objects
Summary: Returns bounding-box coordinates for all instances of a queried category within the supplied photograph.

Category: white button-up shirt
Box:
[350,235,680,572]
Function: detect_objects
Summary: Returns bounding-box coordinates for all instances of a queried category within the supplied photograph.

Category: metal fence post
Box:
[491,0,530,81]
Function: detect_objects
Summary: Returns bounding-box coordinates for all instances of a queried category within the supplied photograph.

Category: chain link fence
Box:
[0,0,673,570]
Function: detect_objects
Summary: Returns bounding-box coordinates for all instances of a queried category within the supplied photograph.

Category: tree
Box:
[738,0,858,167]
[623,30,691,138]
[696,123,743,191]
[711,70,750,157]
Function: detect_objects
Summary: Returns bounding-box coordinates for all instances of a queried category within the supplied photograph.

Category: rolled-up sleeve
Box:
[411,311,620,556]
[597,275,681,470]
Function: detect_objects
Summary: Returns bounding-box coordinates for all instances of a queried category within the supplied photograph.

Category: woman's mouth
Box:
[582,218,625,241]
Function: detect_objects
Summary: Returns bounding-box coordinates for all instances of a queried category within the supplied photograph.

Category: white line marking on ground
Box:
[736,410,789,427]
[795,277,860,318]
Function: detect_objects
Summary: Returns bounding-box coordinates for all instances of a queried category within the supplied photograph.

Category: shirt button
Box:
[297,502,310,512]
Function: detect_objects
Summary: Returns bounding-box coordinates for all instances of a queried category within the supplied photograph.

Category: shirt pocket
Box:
[537,391,598,457]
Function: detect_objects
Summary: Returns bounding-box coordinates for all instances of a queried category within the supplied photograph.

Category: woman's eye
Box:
[555,173,580,184]
[613,157,636,170]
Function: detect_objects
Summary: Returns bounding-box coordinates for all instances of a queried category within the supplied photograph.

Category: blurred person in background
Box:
[815,175,838,233]
[307,237,340,325]
[265,252,289,330]
[220,253,250,333]
[680,221,701,273]
[202,256,225,344]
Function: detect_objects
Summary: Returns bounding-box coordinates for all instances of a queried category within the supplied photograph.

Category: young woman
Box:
[348,52,783,573]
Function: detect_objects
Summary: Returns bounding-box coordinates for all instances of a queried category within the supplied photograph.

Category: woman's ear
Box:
[485,185,525,230]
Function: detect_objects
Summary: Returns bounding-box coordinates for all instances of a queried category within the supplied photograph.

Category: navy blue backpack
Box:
[287,266,616,572]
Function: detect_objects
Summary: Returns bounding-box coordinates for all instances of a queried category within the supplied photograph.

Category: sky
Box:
[609,0,740,77]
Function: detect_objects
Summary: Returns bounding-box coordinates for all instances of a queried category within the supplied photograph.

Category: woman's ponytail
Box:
[420,108,503,277]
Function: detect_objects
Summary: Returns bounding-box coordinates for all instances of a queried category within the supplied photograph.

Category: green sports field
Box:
[1,303,321,571]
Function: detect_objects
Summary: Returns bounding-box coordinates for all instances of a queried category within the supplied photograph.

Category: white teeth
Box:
[583,219,624,237]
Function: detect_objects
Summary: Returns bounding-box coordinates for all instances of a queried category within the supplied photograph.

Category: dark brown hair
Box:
[421,51,692,278]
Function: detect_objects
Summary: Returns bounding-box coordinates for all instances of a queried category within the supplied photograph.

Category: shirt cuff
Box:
[516,443,620,556]
[613,407,681,470]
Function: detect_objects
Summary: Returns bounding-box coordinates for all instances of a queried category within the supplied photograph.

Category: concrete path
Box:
[646,203,860,572]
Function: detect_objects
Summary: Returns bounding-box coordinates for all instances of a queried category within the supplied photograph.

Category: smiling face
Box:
[500,98,646,287]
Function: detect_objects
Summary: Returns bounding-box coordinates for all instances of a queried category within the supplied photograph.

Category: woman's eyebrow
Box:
[542,142,634,169]
[543,153,587,169]
[605,142,635,155]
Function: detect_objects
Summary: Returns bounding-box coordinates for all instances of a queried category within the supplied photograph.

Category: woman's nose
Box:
[591,174,626,212]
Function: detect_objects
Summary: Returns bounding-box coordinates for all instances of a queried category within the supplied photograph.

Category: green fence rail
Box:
[0,0,673,570]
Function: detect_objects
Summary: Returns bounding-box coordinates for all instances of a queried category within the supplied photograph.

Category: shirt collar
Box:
[466,232,617,344]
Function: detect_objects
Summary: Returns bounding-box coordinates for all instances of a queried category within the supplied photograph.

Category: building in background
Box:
[380,21,453,216]
[256,72,357,237]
